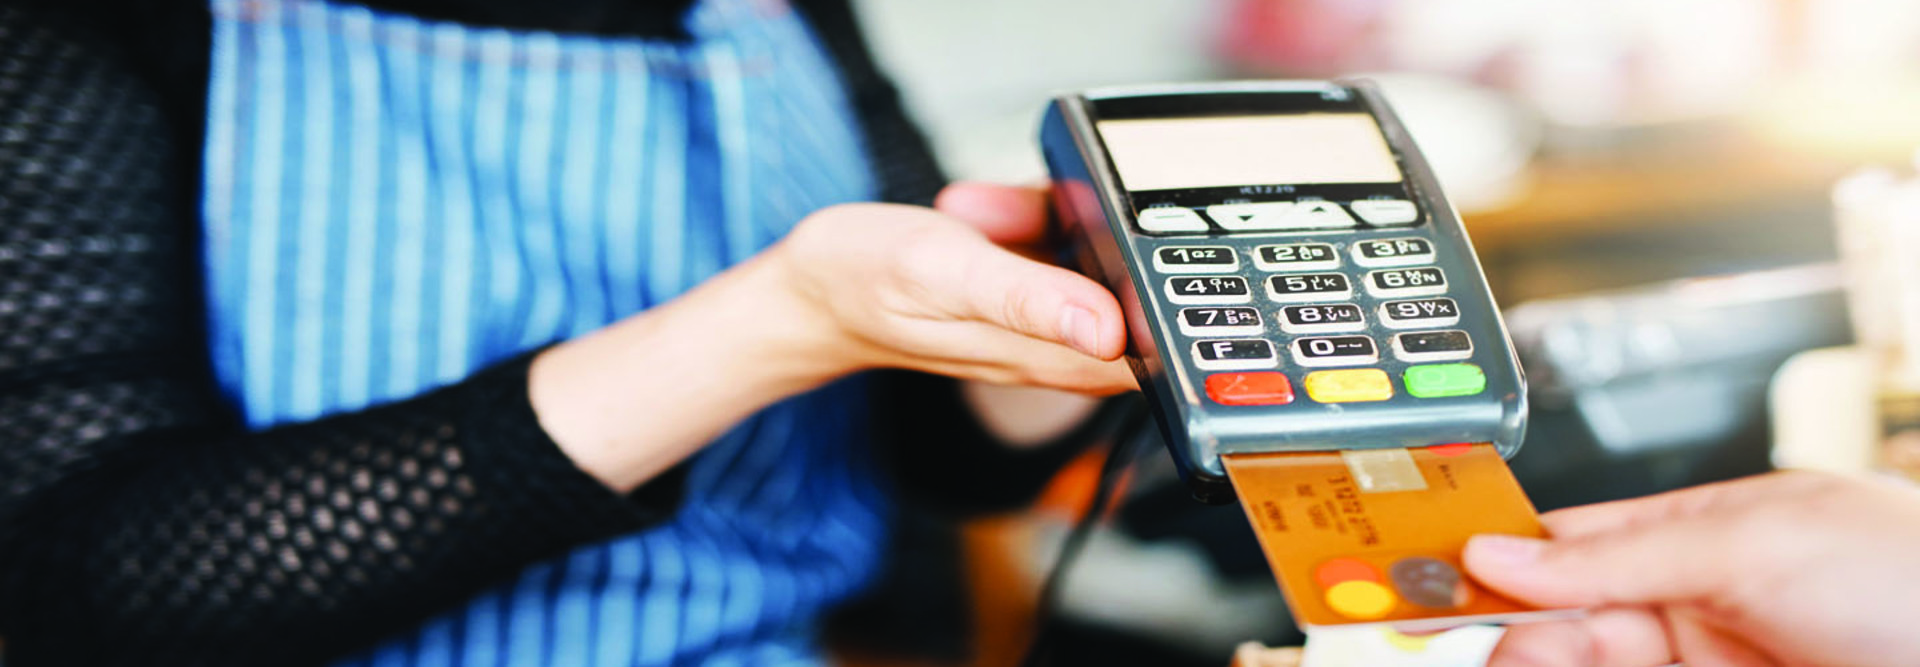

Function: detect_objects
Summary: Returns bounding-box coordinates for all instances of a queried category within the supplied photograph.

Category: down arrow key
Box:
[1205,202,1295,231]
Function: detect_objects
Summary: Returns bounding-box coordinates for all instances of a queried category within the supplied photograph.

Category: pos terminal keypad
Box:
[1140,221,1486,405]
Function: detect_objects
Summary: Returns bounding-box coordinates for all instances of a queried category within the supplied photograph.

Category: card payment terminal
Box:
[1040,80,1527,503]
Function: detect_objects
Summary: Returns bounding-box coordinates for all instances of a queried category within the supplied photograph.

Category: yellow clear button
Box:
[1304,368,1394,403]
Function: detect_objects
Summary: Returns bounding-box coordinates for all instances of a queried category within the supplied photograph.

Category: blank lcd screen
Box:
[1097,114,1402,191]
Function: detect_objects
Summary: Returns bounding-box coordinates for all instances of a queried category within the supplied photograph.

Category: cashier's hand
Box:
[772,182,1136,395]
[1463,470,1920,667]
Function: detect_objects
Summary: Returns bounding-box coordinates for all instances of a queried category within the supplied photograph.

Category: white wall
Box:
[852,0,1226,182]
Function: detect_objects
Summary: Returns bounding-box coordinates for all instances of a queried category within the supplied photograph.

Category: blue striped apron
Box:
[200,0,889,662]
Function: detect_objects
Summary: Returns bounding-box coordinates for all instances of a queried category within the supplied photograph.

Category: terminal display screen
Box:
[1097,114,1403,191]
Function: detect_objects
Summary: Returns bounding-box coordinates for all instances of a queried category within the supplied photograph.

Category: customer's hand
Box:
[774,182,1136,395]
[1463,470,1920,667]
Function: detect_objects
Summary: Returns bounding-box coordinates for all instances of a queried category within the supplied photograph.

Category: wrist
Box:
[528,251,856,492]
[717,250,861,389]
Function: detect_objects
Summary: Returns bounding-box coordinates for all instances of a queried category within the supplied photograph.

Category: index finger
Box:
[1539,472,1830,540]
[934,182,1050,245]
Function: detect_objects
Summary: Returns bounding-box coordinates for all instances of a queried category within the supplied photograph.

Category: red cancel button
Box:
[1205,372,1295,406]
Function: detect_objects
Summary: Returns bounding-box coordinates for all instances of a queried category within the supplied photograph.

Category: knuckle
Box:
[998,285,1041,335]
[889,225,965,286]
[882,230,968,310]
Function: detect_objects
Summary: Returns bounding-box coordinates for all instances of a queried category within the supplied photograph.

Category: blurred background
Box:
[833,0,1920,665]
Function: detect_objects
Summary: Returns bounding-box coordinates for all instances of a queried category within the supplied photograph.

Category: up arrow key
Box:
[1281,201,1358,229]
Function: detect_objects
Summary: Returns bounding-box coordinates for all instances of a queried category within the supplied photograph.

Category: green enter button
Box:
[1404,363,1486,398]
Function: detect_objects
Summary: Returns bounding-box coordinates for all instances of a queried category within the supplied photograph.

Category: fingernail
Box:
[1059,306,1101,356]
[1467,534,1545,566]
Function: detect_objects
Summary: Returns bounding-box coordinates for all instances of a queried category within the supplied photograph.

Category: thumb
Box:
[1463,519,1739,610]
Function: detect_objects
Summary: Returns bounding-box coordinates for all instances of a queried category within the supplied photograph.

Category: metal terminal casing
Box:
[1040,80,1527,503]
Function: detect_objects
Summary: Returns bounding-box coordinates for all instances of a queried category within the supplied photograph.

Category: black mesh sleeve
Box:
[0,3,681,665]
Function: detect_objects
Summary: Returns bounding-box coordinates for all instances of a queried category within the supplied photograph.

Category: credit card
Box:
[1223,443,1581,631]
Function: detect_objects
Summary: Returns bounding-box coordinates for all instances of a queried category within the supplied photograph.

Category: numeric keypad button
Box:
[1178,307,1263,337]
[1253,242,1339,272]
[1193,339,1278,371]
[1153,246,1239,274]
[1166,276,1251,305]
[1291,335,1379,367]
[1266,273,1352,303]
[1392,330,1474,362]
[1378,298,1462,329]
[1351,237,1436,268]
[1137,207,1209,233]
[1278,304,1365,334]
[1365,267,1447,298]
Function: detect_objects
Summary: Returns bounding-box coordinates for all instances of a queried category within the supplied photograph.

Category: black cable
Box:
[1017,403,1153,667]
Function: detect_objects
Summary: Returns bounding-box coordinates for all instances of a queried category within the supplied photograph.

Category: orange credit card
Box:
[1223,443,1581,632]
